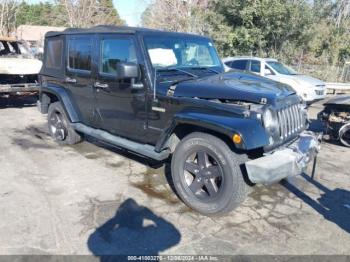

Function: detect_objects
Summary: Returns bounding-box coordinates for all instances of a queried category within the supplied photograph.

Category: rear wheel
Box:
[171,132,249,215]
[48,102,82,145]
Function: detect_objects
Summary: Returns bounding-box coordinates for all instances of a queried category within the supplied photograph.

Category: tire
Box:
[171,132,249,216]
[47,102,82,145]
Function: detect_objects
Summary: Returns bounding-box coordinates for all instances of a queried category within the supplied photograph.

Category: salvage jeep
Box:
[0,36,42,95]
[38,26,321,215]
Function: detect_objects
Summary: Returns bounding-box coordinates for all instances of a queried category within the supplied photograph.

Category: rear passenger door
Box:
[66,35,95,125]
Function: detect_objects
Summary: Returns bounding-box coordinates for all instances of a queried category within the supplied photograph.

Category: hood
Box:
[284,74,325,87]
[171,71,296,105]
[0,58,42,75]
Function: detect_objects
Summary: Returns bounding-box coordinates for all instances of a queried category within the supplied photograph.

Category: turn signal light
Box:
[232,134,242,144]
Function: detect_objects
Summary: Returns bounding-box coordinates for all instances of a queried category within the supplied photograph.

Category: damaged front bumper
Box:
[0,83,39,94]
[245,131,322,185]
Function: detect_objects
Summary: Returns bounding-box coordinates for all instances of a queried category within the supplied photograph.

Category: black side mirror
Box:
[116,62,139,79]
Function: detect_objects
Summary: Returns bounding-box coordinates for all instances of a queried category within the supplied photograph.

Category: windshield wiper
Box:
[157,67,198,78]
[164,67,221,87]
[188,67,220,74]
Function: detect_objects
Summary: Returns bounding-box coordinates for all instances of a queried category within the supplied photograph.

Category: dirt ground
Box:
[0,95,349,256]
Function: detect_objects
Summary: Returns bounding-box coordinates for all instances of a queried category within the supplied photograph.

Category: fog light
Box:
[232,134,242,144]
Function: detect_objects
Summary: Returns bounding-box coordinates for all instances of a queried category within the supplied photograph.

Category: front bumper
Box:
[302,88,326,102]
[245,131,322,185]
[0,83,39,94]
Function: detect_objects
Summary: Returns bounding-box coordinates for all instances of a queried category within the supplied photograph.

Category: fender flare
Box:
[41,83,81,123]
[155,111,269,152]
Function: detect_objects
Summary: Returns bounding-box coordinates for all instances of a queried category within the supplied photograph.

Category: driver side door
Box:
[93,34,147,142]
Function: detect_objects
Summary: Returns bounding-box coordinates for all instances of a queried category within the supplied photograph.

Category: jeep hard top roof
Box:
[45,25,210,39]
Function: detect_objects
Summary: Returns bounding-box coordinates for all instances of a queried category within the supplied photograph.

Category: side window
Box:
[231,60,248,70]
[250,60,261,73]
[100,38,137,75]
[46,39,63,69]
[68,37,92,71]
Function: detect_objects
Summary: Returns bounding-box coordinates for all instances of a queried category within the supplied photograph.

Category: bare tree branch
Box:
[335,0,350,27]
[0,0,19,36]
[141,0,210,34]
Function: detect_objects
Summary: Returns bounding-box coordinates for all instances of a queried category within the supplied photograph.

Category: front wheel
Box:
[171,132,249,215]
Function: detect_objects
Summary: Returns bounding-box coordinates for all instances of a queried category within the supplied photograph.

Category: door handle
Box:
[65,77,77,84]
[94,82,110,92]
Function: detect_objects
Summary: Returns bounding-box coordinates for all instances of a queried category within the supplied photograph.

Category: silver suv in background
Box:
[223,57,326,104]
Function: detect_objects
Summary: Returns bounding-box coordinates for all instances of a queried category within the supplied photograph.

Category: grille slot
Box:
[277,104,304,140]
[315,90,324,95]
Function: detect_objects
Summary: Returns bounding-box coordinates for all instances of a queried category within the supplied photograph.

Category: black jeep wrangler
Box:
[38,26,321,215]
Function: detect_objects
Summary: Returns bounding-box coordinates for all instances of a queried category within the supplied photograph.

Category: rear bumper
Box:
[245,131,322,184]
[0,83,39,94]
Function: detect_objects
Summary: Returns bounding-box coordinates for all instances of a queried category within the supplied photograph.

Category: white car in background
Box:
[0,36,42,95]
[222,57,327,103]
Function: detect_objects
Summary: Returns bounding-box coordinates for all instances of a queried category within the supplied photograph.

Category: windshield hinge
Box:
[167,85,177,97]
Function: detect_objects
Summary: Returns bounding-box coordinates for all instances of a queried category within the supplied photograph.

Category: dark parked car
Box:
[38,26,321,215]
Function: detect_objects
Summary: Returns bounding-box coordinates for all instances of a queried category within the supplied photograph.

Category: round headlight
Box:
[263,109,278,132]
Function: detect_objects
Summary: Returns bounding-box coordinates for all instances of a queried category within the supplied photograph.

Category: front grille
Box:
[315,90,324,96]
[277,104,305,140]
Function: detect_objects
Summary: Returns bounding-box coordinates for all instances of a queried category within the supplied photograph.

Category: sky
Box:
[24,0,150,26]
[113,0,150,26]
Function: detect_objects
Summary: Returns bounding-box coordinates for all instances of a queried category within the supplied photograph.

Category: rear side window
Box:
[46,39,63,69]
[68,38,92,71]
[100,38,137,75]
[250,60,261,73]
[231,60,248,70]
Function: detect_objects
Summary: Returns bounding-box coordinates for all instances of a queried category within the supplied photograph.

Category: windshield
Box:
[0,40,34,58]
[267,61,297,75]
[143,35,222,70]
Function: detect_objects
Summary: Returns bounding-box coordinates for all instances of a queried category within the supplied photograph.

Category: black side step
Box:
[71,123,170,161]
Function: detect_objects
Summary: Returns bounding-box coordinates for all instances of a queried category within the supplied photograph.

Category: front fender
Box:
[156,111,269,151]
[41,83,81,122]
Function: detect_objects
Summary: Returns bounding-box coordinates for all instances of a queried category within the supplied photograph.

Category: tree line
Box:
[1,0,349,72]
[142,0,350,68]
[0,0,124,36]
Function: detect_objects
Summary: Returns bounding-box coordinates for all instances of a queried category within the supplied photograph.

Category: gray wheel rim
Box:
[49,111,67,141]
[183,150,224,200]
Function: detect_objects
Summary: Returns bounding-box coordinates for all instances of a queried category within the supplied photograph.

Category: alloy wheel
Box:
[183,150,224,200]
[49,111,67,141]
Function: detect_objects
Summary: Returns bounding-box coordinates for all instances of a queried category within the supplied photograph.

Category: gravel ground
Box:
[0,95,349,256]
